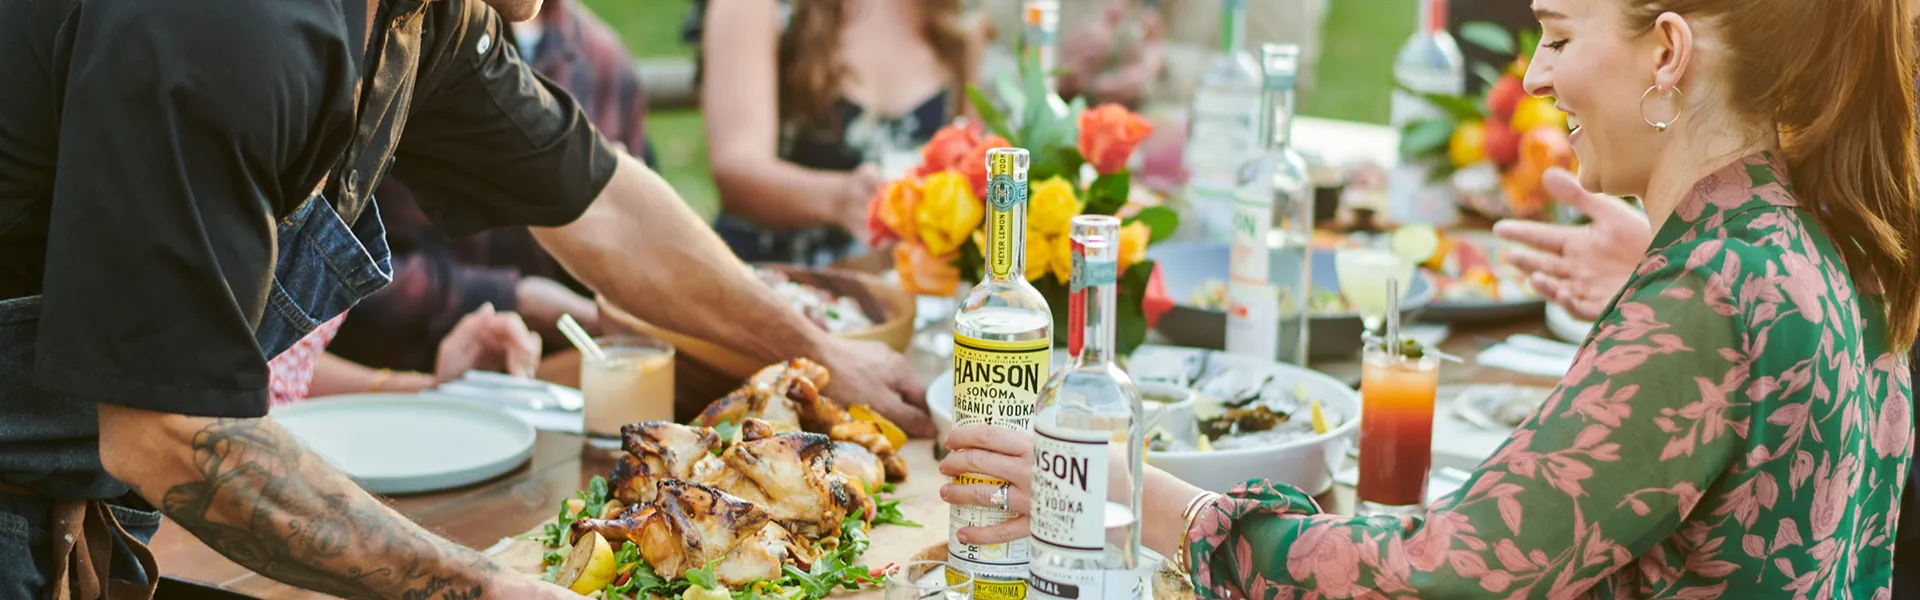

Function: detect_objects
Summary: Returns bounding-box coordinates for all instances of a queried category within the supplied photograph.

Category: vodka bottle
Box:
[950,148,1053,600]
[1028,215,1144,600]
[1386,0,1466,227]
[1226,44,1314,367]
[1183,0,1263,242]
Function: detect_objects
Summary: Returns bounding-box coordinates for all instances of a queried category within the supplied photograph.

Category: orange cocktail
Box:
[1356,344,1440,512]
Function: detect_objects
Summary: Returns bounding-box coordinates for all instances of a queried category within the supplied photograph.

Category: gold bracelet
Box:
[1174,491,1222,575]
[369,368,394,392]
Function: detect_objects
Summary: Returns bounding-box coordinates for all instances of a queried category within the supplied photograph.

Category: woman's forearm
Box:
[1142,465,1207,560]
[710,154,856,228]
[308,352,437,398]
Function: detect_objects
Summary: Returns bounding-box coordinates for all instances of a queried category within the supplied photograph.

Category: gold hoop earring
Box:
[1640,85,1685,131]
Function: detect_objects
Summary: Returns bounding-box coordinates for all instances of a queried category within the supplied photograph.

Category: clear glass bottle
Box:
[1183,0,1264,242]
[1386,0,1466,227]
[1226,44,1314,367]
[949,148,1053,599]
[1027,215,1144,600]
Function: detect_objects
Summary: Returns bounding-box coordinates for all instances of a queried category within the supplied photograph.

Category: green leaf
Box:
[1473,63,1503,88]
[1113,261,1156,356]
[1518,30,1542,61]
[1123,206,1180,244]
[686,561,721,590]
[1459,22,1516,55]
[994,72,1028,121]
[967,84,1015,145]
[1085,171,1131,215]
[1399,119,1457,157]
[587,476,609,507]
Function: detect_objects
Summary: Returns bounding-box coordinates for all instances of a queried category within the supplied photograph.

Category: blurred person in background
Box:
[330,0,652,373]
[268,305,541,406]
[689,0,977,266]
[976,0,1322,108]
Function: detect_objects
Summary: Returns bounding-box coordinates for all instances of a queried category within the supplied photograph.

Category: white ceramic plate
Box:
[928,345,1363,495]
[277,394,537,495]
[1545,303,1596,344]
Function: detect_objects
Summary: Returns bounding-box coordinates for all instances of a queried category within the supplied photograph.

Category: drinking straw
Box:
[557,314,607,363]
[1385,277,1402,360]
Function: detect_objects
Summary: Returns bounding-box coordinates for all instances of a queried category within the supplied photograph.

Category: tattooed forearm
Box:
[152,418,502,600]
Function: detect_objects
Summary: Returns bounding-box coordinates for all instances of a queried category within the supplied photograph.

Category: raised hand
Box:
[1493,168,1651,321]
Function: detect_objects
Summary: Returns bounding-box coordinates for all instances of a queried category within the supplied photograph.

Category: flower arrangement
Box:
[1399,23,1576,220]
[866,52,1177,355]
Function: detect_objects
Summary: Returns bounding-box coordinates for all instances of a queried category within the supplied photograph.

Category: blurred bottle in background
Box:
[1385,0,1465,228]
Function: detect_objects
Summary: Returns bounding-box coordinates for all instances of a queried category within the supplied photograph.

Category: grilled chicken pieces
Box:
[693,359,908,483]
[693,420,875,537]
[609,421,722,505]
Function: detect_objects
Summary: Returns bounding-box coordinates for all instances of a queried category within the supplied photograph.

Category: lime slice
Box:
[1391,224,1441,266]
[1309,399,1329,435]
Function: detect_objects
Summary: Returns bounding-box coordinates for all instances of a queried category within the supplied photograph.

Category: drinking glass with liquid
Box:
[1355,339,1441,514]
[580,334,676,450]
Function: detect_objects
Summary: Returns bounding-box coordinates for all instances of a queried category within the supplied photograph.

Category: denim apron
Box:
[0,177,392,598]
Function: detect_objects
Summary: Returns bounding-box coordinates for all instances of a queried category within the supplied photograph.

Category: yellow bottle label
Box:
[949,332,1049,599]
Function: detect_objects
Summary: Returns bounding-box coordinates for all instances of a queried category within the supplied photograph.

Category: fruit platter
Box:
[510,359,931,599]
[1400,22,1576,221]
[1345,225,1544,324]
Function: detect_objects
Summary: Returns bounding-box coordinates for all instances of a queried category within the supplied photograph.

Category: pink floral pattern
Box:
[1185,154,1913,599]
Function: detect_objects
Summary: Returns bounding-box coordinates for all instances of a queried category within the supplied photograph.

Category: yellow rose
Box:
[1050,230,1073,283]
[1117,222,1150,273]
[1027,177,1080,235]
[914,171,983,256]
[1025,234,1053,282]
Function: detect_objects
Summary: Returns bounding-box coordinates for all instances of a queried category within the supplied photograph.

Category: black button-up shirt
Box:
[0,0,618,418]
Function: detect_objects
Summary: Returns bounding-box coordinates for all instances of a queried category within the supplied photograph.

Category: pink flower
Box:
[1779,253,1826,324]
[1287,523,1362,598]
[1872,390,1911,459]
[1808,454,1859,540]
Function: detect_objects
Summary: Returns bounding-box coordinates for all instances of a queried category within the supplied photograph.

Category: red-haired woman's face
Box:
[1521,0,1673,198]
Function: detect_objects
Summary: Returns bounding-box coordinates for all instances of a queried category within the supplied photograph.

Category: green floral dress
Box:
[1184,154,1914,599]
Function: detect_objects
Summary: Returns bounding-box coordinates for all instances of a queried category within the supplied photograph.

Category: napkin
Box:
[1476,334,1578,378]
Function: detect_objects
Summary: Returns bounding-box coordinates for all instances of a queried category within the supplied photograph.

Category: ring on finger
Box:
[989,482,1011,512]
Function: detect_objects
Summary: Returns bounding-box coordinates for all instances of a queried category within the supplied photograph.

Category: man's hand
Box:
[814,337,934,437]
[1492,168,1650,321]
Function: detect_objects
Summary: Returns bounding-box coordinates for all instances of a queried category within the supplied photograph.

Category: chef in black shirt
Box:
[0,0,929,596]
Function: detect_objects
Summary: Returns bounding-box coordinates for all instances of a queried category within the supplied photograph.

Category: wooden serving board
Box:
[488,440,953,599]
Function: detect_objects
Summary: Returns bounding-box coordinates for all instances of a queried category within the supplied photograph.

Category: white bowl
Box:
[926,345,1362,495]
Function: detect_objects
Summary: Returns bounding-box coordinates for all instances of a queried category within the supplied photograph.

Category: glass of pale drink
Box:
[580,334,676,450]
[883,561,972,600]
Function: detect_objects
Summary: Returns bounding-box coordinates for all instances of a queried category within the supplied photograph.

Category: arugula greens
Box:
[538,475,611,549]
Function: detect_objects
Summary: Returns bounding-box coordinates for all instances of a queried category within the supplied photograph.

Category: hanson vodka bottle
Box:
[1386,0,1466,226]
[950,148,1053,599]
[1225,44,1314,367]
[1183,0,1262,241]
[1027,215,1144,600]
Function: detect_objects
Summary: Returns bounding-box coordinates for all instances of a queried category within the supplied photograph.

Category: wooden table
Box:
[151,321,1563,598]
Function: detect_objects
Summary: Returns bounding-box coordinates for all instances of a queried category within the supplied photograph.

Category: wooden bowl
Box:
[597,265,916,383]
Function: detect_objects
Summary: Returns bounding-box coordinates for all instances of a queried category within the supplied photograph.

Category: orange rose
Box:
[872,177,923,243]
[1077,104,1154,175]
[893,242,960,296]
[919,124,980,175]
[958,135,1011,198]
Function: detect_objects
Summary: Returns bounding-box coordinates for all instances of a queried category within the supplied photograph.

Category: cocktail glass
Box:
[884,560,973,600]
[1355,338,1441,514]
[580,334,676,450]
[1334,244,1416,337]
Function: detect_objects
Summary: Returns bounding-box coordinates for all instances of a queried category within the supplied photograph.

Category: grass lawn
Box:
[577,0,1409,219]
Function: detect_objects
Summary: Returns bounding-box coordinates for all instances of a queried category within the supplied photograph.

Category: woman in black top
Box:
[694,0,975,266]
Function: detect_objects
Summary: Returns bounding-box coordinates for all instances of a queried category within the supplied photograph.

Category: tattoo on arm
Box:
[155,418,498,600]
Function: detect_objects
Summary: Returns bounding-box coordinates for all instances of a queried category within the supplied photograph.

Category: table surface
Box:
[152,319,1564,598]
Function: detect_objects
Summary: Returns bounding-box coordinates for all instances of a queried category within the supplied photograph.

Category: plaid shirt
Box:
[329,0,649,372]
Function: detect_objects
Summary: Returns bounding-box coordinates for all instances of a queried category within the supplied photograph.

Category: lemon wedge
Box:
[848,405,909,451]
[1310,399,1329,435]
[1390,224,1441,267]
[555,531,617,595]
